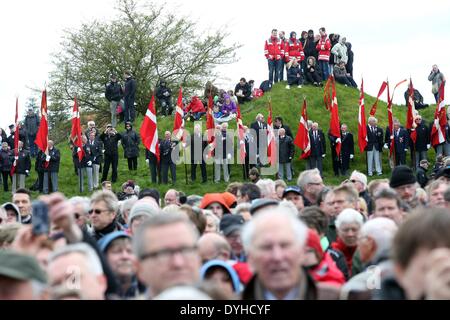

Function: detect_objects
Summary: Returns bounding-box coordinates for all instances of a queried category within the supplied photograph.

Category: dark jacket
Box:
[345,42,354,77]
[124,77,137,106]
[341,131,355,156]
[416,166,429,188]
[274,124,293,138]
[91,220,125,241]
[156,84,172,102]
[385,127,409,153]
[121,127,140,158]
[234,82,251,99]
[24,113,40,136]
[0,149,13,172]
[160,139,178,164]
[214,130,234,160]
[309,130,326,157]
[74,145,94,169]
[366,125,384,152]
[410,122,430,152]
[100,131,122,157]
[87,138,103,165]
[46,147,61,173]
[303,35,318,60]
[250,120,268,153]
[15,148,31,174]
[278,135,294,163]
[287,64,303,84]
[105,81,123,102]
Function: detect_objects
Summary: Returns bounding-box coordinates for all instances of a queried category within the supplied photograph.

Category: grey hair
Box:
[69,196,91,215]
[203,211,220,232]
[133,212,199,260]
[256,179,275,198]
[360,218,398,262]
[335,209,364,230]
[90,190,119,214]
[368,116,377,124]
[121,196,138,214]
[233,203,251,215]
[49,243,103,276]
[297,168,321,189]
[242,204,307,252]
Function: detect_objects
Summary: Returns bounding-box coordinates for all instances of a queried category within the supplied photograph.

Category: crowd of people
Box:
[1,25,450,301]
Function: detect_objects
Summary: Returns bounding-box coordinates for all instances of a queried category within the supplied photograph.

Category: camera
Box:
[32,200,50,235]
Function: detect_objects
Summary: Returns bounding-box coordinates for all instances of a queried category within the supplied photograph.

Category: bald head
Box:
[197,233,231,263]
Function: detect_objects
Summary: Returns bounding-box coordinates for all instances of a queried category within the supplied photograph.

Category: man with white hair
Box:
[366,117,383,176]
[250,114,267,164]
[340,218,398,299]
[190,124,207,183]
[297,169,324,207]
[256,179,278,200]
[241,205,322,300]
[47,243,107,300]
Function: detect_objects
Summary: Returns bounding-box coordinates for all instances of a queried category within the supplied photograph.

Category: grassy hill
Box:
[0,82,438,203]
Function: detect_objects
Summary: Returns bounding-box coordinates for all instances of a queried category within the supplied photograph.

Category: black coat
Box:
[366,126,384,152]
[24,114,40,136]
[341,132,355,157]
[245,132,257,164]
[303,36,318,60]
[385,127,409,153]
[287,65,302,84]
[156,85,172,102]
[234,83,251,98]
[274,124,293,139]
[309,130,326,157]
[0,149,13,172]
[100,131,122,156]
[124,77,137,107]
[214,131,234,160]
[250,121,268,153]
[46,147,61,173]
[416,166,429,188]
[15,149,31,174]
[105,81,123,102]
[278,135,294,163]
[160,139,178,164]
[410,123,430,152]
[445,123,450,143]
[145,148,159,164]
[121,129,140,158]
[87,139,103,164]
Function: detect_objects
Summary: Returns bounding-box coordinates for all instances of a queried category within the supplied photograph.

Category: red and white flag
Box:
[70,97,84,161]
[386,83,395,157]
[324,76,342,156]
[35,89,49,168]
[358,79,368,153]
[206,94,216,158]
[236,104,246,162]
[266,99,276,165]
[369,81,388,116]
[406,79,417,143]
[10,98,19,176]
[431,82,447,147]
[294,97,311,159]
[140,95,160,162]
[173,87,185,142]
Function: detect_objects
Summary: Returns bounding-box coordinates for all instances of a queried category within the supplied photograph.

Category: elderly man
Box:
[47,243,107,300]
[12,188,33,224]
[0,250,47,300]
[340,124,354,176]
[190,124,207,183]
[11,141,31,192]
[250,113,267,163]
[366,116,383,176]
[220,214,246,262]
[133,212,201,298]
[256,179,278,200]
[427,179,447,208]
[384,118,409,166]
[197,232,232,263]
[340,218,398,299]
[277,128,294,181]
[297,169,324,207]
[309,122,326,176]
[164,189,180,207]
[389,165,419,209]
[409,115,430,169]
[160,131,177,184]
[69,196,92,233]
[372,188,404,225]
[89,190,124,240]
[241,204,330,300]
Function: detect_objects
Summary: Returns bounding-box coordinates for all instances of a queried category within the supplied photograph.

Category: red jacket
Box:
[264,37,284,60]
[316,35,331,61]
[331,237,357,277]
[185,96,205,113]
[285,38,305,62]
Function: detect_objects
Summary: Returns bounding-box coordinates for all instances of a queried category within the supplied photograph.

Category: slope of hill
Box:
[0,82,438,203]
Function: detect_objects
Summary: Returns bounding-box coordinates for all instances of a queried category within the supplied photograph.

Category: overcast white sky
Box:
[1,0,449,130]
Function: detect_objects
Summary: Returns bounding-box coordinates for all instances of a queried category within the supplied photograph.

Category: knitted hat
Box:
[390,165,417,189]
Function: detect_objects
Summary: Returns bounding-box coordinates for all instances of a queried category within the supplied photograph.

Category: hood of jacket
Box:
[200,260,241,294]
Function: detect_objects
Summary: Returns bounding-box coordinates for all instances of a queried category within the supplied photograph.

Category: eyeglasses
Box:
[88,209,110,215]
[140,245,198,262]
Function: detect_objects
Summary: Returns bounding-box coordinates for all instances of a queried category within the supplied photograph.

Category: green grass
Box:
[0,81,438,203]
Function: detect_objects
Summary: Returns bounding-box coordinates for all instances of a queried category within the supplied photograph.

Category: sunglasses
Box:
[88,209,109,215]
